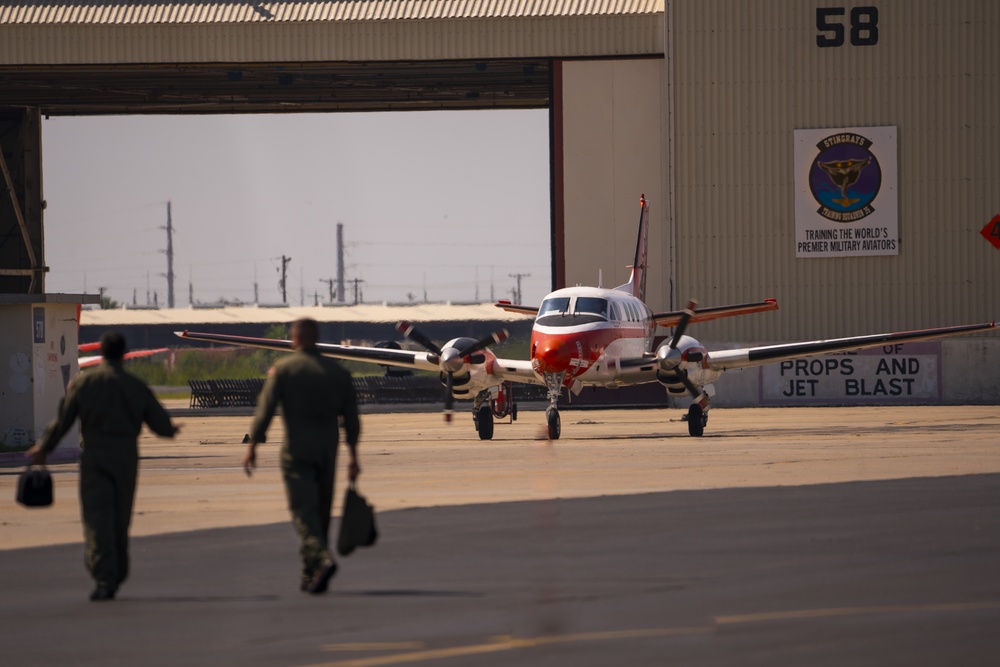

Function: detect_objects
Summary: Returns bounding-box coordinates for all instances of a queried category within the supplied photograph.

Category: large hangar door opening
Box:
[42,111,551,308]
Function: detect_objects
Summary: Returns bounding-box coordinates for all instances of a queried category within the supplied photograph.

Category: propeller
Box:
[396,322,509,422]
[657,300,706,403]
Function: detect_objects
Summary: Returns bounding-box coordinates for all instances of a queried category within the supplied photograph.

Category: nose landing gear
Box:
[546,407,561,440]
[542,371,565,440]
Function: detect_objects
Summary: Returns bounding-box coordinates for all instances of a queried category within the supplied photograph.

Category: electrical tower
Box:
[319,278,335,304]
[279,255,292,303]
[161,201,176,308]
[509,272,530,305]
[349,278,364,305]
[336,222,346,303]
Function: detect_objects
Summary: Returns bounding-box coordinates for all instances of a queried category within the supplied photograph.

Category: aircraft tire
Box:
[687,404,705,437]
[546,408,561,440]
[477,404,494,441]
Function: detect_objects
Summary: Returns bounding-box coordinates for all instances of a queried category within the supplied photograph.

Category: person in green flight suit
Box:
[244,318,361,594]
[26,330,180,602]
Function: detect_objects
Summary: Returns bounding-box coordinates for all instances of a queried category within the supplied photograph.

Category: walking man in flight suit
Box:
[244,318,361,594]
[27,330,180,601]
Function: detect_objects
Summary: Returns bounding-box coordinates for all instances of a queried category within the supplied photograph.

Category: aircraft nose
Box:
[533,339,571,374]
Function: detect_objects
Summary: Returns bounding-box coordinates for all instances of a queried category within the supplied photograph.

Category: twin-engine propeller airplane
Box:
[175,195,994,440]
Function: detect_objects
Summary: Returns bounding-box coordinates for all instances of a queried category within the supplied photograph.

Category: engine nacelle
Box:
[654,334,711,397]
[438,337,498,400]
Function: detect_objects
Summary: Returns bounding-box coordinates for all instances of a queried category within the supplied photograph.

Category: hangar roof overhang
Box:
[0,0,664,115]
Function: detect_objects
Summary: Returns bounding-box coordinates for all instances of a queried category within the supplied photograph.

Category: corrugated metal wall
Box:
[670,0,1000,342]
[560,58,667,306]
[0,1,663,24]
[0,1,664,64]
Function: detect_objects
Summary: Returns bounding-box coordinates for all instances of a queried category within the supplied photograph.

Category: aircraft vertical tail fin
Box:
[616,194,650,301]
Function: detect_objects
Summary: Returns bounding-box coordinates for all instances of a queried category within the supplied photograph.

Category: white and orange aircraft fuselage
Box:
[176,195,994,439]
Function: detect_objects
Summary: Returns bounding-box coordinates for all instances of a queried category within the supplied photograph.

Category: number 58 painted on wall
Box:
[817,6,880,47]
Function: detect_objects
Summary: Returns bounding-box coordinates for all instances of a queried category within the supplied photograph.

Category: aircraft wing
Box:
[705,321,996,371]
[488,358,544,385]
[175,331,444,373]
[495,301,539,316]
[653,299,779,328]
[79,347,169,369]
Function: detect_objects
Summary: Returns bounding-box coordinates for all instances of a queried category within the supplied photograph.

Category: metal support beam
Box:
[0,108,46,294]
[0,142,39,289]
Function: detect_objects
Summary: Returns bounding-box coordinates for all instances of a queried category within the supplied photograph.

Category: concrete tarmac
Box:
[2,405,999,666]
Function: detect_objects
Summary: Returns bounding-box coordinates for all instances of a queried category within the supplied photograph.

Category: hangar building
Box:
[1,0,997,427]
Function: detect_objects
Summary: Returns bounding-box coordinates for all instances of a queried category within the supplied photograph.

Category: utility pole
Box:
[161,201,175,308]
[349,278,365,305]
[319,278,335,304]
[509,272,530,305]
[278,255,292,304]
[336,223,346,303]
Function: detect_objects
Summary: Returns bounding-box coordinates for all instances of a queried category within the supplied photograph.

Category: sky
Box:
[41,110,552,308]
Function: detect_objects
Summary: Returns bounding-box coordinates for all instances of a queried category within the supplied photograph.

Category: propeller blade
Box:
[396,321,442,356]
[443,372,455,423]
[670,300,698,349]
[402,325,507,423]
[457,328,509,357]
[678,369,705,404]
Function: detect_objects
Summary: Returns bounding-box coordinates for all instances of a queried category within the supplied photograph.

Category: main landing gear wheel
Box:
[687,403,707,437]
[546,408,561,440]
[476,404,494,441]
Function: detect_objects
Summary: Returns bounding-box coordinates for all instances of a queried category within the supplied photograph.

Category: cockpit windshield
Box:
[575,297,608,319]
[535,296,609,327]
[538,297,570,316]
